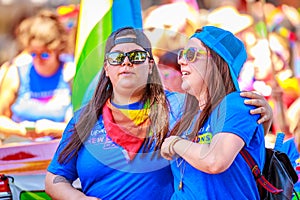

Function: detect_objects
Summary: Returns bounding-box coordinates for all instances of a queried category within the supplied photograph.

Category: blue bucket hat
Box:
[190,26,247,91]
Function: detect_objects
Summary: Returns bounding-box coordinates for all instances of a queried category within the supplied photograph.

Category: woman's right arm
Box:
[45,172,99,200]
[0,65,26,137]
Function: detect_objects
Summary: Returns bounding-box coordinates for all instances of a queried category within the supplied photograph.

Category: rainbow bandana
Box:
[102,99,150,160]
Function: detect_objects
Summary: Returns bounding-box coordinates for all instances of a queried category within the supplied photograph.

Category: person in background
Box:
[282,110,300,198]
[0,9,74,143]
[240,3,300,140]
[161,26,266,199]
[158,50,184,93]
[45,26,272,200]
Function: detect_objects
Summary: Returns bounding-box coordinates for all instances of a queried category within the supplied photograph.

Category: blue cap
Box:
[190,26,247,91]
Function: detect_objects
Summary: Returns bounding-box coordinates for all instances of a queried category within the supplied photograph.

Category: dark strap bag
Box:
[263,148,298,199]
[241,147,298,200]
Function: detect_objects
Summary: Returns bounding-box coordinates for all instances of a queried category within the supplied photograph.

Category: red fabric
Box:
[102,101,148,160]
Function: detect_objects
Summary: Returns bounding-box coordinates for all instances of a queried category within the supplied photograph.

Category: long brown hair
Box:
[58,27,170,163]
[170,44,236,140]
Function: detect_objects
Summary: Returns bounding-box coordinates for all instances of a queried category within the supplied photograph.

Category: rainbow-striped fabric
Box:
[72,0,143,111]
[102,99,150,160]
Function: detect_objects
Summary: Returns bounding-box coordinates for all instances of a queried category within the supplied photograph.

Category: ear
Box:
[104,63,109,77]
[148,59,154,74]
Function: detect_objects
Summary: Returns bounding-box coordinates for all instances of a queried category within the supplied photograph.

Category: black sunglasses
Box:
[106,50,150,66]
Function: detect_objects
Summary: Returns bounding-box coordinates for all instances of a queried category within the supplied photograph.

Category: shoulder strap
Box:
[240,148,283,194]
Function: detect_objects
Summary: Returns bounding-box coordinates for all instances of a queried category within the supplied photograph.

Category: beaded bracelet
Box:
[168,136,181,154]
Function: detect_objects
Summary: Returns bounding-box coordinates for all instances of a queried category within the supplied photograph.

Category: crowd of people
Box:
[0,0,300,199]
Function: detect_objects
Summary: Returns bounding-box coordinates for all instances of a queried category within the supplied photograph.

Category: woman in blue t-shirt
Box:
[161,26,266,199]
[46,27,272,200]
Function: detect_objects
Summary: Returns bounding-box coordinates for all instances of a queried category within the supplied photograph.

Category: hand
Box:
[241,91,273,135]
[19,121,34,137]
[35,119,54,136]
[20,120,53,138]
[161,136,180,160]
[240,91,273,124]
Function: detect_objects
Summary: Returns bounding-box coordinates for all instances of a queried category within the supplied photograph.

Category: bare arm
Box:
[0,65,26,137]
[45,172,99,200]
[161,134,244,173]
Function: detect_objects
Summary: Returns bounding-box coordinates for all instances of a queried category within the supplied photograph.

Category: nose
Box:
[178,56,187,66]
[121,56,133,67]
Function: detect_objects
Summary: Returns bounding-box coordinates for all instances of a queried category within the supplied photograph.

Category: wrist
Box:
[168,136,181,155]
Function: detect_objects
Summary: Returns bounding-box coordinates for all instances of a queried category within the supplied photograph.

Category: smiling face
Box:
[178,38,210,103]
[104,39,153,104]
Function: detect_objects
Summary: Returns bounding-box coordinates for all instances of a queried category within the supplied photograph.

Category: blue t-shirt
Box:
[282,138,300,198]
[170,92,265,200]
[47,91,185,199]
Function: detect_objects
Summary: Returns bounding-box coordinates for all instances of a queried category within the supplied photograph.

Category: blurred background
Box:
[1,1,300,198]
[0,0,80,65]
[0,0,299,65]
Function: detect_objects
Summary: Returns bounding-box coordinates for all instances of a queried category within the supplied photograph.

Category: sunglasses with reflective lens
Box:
[30,52,51,60]
[178,47,209,63]
[106,50,150,66]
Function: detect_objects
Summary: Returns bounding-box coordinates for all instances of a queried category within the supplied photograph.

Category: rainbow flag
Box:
[72,0,142,111]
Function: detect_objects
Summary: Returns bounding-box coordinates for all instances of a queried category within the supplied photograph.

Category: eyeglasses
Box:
[177,47,209,63]
[106,50,150,66]
[30,52,51,60]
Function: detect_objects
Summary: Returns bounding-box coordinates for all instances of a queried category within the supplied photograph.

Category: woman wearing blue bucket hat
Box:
[161,26,265,199]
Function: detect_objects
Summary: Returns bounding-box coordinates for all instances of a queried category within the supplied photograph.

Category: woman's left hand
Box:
[161,136,180,160]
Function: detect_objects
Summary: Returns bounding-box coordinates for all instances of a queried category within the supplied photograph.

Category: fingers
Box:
[249,107,266,115]
[241,91,270,110]
[249,105,272,124]
[257,115,268,124]
[240,91,262,100]
[161,153,172,160]
[160,149,173,160]
[247,99,272,115]
[160,141,173,160]
[244,99,265,107]
[242,91,273,125]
